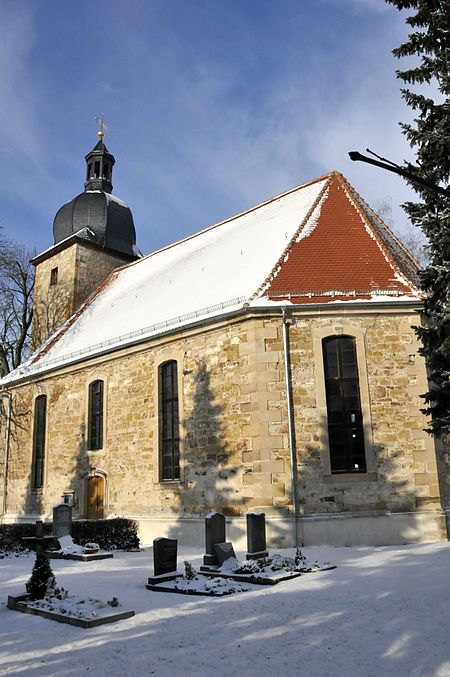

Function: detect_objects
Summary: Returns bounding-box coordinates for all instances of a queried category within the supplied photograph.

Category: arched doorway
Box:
[86,475,105,519]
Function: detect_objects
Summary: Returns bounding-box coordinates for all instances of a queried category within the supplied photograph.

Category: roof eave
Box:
[0,297,423,388]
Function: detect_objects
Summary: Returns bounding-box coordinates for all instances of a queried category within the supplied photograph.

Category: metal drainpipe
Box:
[1,391,12,521]
[281,308,302,547]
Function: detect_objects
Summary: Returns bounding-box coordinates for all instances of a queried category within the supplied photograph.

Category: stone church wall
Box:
[32,242,130,348]
[1,306,446,546]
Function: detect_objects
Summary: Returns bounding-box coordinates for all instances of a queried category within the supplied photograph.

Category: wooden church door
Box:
[86,475,105,519]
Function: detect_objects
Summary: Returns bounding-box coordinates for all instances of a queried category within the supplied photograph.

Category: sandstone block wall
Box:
[1,306,446,544]
[32,242,129,349]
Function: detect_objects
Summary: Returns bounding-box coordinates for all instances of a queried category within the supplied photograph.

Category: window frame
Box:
[159,360,181,482]
[50,267,58,287]
[87,379,104,451]
[32,394,47,489]
[312,324,376,480]
[322,335,366,474]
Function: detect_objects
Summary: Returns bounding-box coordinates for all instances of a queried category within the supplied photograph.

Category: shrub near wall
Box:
[71,518,140,551]
[0,522,53,557]
[0,518,140,556]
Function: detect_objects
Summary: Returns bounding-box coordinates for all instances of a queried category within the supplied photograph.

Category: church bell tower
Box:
[31,125,140,349]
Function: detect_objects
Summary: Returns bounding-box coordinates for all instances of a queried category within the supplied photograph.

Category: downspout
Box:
[1,391,12,522]
[281,308,302,547]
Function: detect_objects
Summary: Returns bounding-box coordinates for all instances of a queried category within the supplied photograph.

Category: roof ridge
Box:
[249,174,333,301]
[336,173,420,295]
[343,177,422,272]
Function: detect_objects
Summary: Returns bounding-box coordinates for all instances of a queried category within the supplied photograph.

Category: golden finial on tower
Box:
[96,114,108,139]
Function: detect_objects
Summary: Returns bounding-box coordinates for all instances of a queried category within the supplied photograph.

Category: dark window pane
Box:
[32,395,47,489]
[323,336,366,473]
[160,361,180,481]
[88,380,104,450]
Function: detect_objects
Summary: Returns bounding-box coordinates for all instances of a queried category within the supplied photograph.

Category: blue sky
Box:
[0,0,417,256]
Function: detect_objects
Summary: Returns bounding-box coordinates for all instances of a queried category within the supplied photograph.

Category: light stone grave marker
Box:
[53,504,72,540]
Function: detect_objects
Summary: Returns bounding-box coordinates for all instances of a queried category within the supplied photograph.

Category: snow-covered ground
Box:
[2,542,450,677]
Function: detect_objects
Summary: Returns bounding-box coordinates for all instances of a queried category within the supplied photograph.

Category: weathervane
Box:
[96,114,108,140]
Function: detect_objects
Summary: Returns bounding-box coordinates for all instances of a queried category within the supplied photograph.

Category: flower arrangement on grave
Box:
[83,542,100,553]
[183,560,197,580]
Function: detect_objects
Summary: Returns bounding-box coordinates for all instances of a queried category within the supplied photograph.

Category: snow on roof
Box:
[3,172,422,384]
[5,176,329,381]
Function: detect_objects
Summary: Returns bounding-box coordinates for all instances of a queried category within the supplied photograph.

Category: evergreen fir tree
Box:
[386,0,450,436]
[26,550,55,600]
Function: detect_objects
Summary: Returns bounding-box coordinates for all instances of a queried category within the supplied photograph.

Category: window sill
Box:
[31,488,44,494]
[154,480,185,489]
[323,472,377,484]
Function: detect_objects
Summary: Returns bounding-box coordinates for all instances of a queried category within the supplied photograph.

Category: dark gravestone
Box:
[214,542,237,566]
[153,538,178,577]
[53,504,72,540]
[203,512,226,566]
[35,520,44,539]
[246,513,268,560]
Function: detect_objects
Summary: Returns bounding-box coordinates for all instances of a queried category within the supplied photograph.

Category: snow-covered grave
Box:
[48,534,114,562]
[7,548,134,628]
[3,543,450,676]
[147,559,252,596]
[201,549,336,585]
[7,590,135,629]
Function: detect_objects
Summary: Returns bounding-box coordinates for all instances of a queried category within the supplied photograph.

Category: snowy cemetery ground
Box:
[2,543,450,676]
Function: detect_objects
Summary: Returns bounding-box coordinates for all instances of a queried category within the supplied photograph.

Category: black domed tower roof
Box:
[53,139,137,257]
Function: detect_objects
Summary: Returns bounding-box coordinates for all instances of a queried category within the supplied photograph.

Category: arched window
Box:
[322,336,366,473]
[32,395,47,488]
[160,361,180,481]
[88,380,104,450]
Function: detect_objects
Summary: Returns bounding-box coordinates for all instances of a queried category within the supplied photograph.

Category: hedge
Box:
[0,518,140,557]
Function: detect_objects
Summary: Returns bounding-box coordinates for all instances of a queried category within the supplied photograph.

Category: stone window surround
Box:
[312,324,376,481]
[84,373,108,453]
[30,391,49,493]
[153,350,185,487]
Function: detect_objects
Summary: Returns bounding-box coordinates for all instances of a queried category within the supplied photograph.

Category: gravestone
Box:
[153,538,178,577]
[146,537,180,586]
[53,504,72,540]
[246,513,268,560]
[203,512,226,566]
[35,520,44,539]
[214,542,237,566]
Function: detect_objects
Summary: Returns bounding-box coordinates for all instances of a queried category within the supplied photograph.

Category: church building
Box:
[0,135,447,547]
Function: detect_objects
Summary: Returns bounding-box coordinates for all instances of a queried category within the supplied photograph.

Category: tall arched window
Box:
[160,361,180,481]
[88,380,104,450]
[32,395,47,488]
[322,336,366,473]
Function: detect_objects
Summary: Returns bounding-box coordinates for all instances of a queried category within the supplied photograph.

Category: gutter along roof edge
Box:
[0,297,423,387]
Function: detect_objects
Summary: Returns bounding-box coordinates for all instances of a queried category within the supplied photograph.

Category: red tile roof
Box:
[262,172,420,304]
